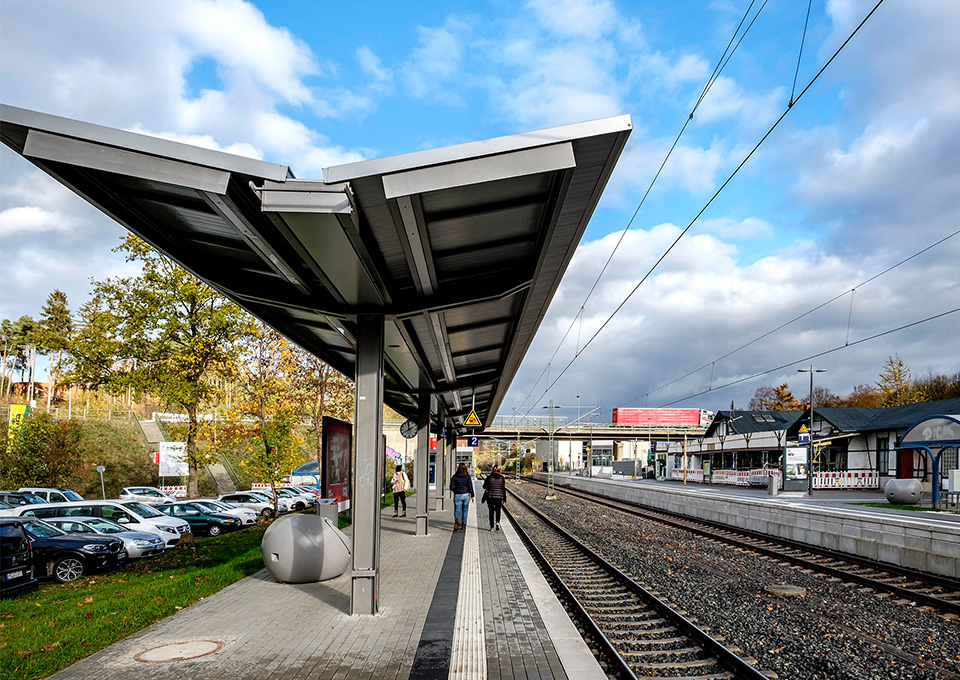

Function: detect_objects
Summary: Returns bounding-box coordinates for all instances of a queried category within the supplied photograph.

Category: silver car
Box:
[218,492,288,517]
[45,516,166,558]
[194,499,258,525]
[119,486,177,506]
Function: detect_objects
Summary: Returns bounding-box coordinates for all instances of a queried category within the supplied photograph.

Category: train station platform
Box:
[48,487,602,680]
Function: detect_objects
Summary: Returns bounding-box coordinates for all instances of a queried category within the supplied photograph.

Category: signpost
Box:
[96,465,106,499]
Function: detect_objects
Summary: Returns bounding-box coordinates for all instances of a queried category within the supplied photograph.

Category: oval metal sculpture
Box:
[261,514,351,583]
[884,478,923,505]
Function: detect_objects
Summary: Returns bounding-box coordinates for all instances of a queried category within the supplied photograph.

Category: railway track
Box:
[504,490,771,680]
[524,476,960,617]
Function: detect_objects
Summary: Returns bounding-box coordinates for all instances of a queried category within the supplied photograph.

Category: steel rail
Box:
[524,476,960,615]
[507,489,769,680]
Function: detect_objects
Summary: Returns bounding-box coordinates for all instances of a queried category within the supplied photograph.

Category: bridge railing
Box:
[487,415,705,433]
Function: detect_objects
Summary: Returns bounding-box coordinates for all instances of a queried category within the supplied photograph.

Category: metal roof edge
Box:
[0,104,289,182]
[323,114,633,183]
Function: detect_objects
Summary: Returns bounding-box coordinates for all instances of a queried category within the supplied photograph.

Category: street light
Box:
[798,366,827,496]
[96,465,106,499]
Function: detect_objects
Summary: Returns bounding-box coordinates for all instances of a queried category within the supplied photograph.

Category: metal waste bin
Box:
[768,474,780,496]
[316,498,339,524]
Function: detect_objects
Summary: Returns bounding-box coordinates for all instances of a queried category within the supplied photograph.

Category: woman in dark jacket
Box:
[482,466,507,531]
[450,463,474,531]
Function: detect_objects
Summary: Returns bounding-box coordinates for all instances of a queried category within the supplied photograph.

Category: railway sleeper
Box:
[634,673,735,680]
[607,627,679,640]
[633,656,722,669]
[619,636,690,648]
[623,646,704,658]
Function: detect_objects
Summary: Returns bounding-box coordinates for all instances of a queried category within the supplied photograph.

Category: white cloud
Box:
[694,76,784,127]
[526,0,619,40]
[0,207,77,237]
[401,18,470,106]
[697,217,773,239]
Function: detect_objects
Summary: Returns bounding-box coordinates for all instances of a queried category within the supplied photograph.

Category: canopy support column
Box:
[433,404,447,512]
[351,315,384,615]
[415,394,433,536]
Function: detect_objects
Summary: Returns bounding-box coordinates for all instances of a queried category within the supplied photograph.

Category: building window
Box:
[877,436,889,475]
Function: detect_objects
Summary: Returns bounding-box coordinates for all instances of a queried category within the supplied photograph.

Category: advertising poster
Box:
[7,404,30,441]
[158,442,188,477]
[322,416,352,503]
[785,446,808,479]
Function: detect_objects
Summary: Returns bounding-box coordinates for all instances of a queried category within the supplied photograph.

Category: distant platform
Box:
[49,485,601,680]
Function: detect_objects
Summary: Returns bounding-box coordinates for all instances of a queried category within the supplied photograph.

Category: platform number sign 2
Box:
[467,436,479,447]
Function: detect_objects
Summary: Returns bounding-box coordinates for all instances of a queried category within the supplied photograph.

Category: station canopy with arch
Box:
[895,414,960,505]
[1,103,631,614]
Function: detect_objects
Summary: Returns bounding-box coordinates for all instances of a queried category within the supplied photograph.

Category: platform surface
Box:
[48,488,597,680]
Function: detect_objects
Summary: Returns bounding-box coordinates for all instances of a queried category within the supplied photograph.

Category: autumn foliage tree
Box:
[71,234,252,498]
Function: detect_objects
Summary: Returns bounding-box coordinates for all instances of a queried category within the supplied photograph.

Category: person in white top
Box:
[391,464,410,517]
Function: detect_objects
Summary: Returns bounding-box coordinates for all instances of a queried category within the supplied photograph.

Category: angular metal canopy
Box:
[1,104,631,430]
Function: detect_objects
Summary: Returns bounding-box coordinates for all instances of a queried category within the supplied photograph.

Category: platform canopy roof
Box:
[1,104,631,429]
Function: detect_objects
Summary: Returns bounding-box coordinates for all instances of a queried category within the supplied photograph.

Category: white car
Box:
[119,486,178,506]
[45,516,166,558]
[195,499,258,525]
[275,488,317,511]
[218,492,288,517]
[15,500,191,549]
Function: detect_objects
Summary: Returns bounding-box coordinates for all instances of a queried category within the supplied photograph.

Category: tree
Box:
[0,318,14,396]
[801,386,840,409]
[876,354,917,407]
[294,349,354,465]
[749,386,776,411]
[38,290,73,407]
[913,370,960,401]
[840,384,882,407]
[227,324,304,513]
[71,234,252,498]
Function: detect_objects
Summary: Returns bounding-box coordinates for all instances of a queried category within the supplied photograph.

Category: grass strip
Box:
[0,524,268,680]
[851,502,952,512]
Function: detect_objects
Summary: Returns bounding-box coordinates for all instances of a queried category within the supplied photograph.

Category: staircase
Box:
[207,462,237,494]
[138,419,163,448]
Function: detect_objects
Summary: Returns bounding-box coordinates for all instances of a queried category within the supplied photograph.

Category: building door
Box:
[897,449,914,479]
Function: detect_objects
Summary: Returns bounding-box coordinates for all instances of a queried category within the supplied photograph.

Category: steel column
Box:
[351,315,384,615]
[433,405,446,512]
[415,395,432,536]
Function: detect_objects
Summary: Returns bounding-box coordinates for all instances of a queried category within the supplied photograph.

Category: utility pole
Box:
[798,365,826,496]
[545,399,558,500]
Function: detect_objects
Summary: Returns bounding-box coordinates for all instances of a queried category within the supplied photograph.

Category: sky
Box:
[1,0,958,421]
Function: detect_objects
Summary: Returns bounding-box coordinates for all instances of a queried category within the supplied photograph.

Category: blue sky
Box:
[1,0,958,417]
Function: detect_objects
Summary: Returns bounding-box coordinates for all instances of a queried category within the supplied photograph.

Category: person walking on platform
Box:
[391,464,410,517]
[482,466,507,532]
[450,463,474,531]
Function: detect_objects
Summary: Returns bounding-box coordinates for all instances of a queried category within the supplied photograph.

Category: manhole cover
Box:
[134,640,224,663]
[763,584,806,598]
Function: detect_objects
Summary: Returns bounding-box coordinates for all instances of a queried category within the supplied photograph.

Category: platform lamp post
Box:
[798,366,826,496]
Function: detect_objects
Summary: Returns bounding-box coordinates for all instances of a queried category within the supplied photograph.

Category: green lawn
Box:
[851,502,953,512]
[1,493,414,679]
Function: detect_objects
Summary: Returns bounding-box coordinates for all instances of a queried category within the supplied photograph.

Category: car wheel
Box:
[52,556,85,583]
[208,524,222,537]
[260,507,275,518]
[294,502,305,511]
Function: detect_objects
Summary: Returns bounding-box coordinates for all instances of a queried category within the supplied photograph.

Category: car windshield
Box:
[122,502,164,518]
[62,490,84,502]
[0,501,12,509]
[21,495,47,505]
[23,520,68,538]
[84,518,127,533]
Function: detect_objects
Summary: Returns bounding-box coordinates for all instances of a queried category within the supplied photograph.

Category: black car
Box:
[0,518,38,598]
[16,517,126,583]
[157,503,242,536]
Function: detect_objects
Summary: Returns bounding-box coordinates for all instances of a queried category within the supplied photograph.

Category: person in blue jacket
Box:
[450,463,475,531]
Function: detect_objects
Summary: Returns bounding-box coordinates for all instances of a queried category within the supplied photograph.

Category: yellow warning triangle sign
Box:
[463,410,482,428]
[799,424,808,433]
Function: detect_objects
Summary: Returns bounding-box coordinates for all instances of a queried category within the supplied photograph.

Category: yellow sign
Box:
[8,404,29,441]
[799,424,808,433]
[463,410,482,428]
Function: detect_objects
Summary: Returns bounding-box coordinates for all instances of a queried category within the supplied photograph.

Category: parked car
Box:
[194,499,258,525]
[15,500,191,549]
[18,487,85,503]
[0,491,47,507]
[218,492,288,517]
[0,500,20,517]
[157,503,242,536]
[119,486,178,506]
[274,488,317,511]
[18,517,126,583]
[286,485,322,499]
[0,517,38,598]
[45,516,166,559]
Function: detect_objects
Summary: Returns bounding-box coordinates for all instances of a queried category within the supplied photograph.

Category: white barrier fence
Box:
[159,486,187,498]
[813,471,879,489]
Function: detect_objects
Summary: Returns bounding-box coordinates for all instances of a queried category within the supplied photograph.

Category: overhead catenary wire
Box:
[627,226,960,405]
[657,306,960,407]
[526,0,887,411]
[517,0,769,413]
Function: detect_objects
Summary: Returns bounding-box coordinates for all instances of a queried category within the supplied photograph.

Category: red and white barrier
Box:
[251,483,272,490]
[160,485,187,498]
[813,471,879,489]
[711,469,751,486]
